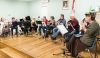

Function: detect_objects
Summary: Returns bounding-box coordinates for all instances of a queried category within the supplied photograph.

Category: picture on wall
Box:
[63,0,68,10]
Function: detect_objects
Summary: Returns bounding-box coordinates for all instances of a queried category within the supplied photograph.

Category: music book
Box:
[57,25,68,35]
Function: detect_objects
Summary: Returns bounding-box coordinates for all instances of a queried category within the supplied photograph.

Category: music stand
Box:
[36,21,42,24]
[53,23,75,58]
[53,24,69,58]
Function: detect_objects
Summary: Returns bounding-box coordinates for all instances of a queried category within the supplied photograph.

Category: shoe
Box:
[51,36,56,40]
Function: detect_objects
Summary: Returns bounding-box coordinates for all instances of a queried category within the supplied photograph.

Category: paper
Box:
[57,25,68,35]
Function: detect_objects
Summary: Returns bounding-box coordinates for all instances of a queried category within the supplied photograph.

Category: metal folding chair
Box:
[86,34,100,58]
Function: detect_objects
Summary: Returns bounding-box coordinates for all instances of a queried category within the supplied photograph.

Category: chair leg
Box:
[53,49,68,58]
[97,42,100,47]
[88,49,94,58]
[94,41,98,58]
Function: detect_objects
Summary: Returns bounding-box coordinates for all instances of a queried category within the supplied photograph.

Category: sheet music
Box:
[57,25,68,35]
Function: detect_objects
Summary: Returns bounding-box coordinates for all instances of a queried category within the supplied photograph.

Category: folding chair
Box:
[74,34,98,58]
[85,34,100,58]
[97,34,100,46]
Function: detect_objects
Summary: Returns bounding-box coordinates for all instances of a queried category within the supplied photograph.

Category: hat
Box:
[85,12,96,17]
[85,12,96,21]
[85,12,91,16]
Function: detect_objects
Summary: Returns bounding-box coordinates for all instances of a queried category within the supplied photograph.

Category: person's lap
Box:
[67,35,87,57]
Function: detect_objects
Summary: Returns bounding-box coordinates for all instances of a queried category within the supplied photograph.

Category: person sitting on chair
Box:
[36,16,42,35]
[11,17,18,37]
[2,26,10,37]
[67,12,100,57]
[0,18,4,35]
[31,18,37,33]
[80,18,90,35]
[47,16,56,34]
[64,16,80,42]
[18,19,24,33]
[23,18,31,35]
[40,16,49,37]
[51,14,66,40]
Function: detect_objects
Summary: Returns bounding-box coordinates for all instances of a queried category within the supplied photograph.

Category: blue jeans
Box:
[40,26,48,37]
[64,29,80,42]
[42,26,48,34]
[51,27,60,38]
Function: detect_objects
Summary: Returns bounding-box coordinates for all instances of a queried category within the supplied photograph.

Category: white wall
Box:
[30,0,100,22]
[0,0,30,19]
[30,0,72,20]
[0,0,100,21]
[75,0,100,21]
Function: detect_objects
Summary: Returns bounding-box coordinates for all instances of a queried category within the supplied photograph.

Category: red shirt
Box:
[67,18,80,32]
[44,19,48,25]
